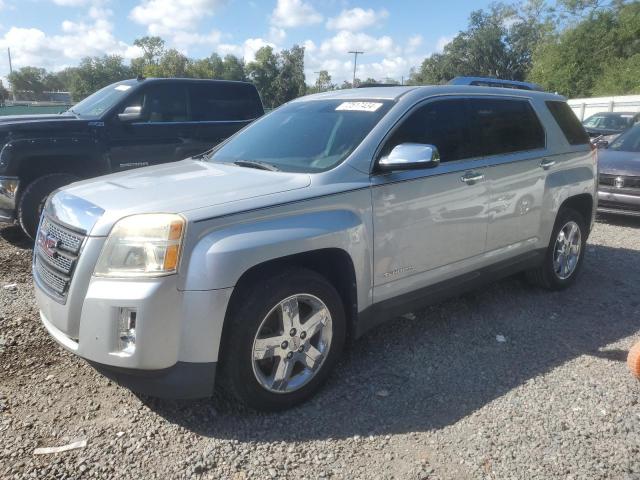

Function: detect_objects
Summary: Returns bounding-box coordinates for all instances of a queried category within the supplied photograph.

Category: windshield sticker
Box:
[114,85,131,91]
[336,102,383,112]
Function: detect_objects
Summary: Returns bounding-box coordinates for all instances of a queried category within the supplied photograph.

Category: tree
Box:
[221,55,246,81]
[274,45,306,106]
[0,80,8,104]
[68,55,132,100]
[131,36,166,75]
[246,46,279,107]
[408,1,554,85]
[7,67,48,98]
[146,48,191,78]
[529,2,640,96]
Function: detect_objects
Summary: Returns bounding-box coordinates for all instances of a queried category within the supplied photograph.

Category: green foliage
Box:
[409,1,554,85]
[0,80,8,102]
[67,55,133,101]
[529,1,640,96]
[246,45,306,107]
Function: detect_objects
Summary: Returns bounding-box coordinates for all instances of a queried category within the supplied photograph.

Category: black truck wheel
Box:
[17,174,78,239]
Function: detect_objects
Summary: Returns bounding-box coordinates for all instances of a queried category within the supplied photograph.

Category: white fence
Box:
[568,95,640,121]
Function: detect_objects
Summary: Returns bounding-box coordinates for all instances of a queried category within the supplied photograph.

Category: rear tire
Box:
[218,267,346,411]
[17,173,78,239]
[526,207,587,290]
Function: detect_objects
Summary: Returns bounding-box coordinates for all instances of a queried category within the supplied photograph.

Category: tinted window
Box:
[469,99,545,156]
[209,100,392,173]
[609,125,640,153]
[382,99,472,162]
[190,83,262,121]
[121,84,189,123]
[71,82,135,117]
[546,101,590,145]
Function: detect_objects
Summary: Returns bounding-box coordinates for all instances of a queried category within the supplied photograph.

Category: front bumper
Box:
[598,189,640,217]
[36,258,234,398]
[0,176,19,222]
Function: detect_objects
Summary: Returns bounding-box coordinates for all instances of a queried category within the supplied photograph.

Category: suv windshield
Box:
[609,125,640,153]
[70,82,135,117]
[209,99,392,173]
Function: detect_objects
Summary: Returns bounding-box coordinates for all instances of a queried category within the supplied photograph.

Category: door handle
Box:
[460,171,485,185]
[539,159,556,170]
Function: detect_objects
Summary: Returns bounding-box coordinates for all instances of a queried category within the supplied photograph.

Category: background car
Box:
[597,123,640,217]
[0,78,264,238]
[582,111,640,139]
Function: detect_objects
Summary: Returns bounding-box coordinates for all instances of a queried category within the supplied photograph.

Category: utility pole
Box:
[7,47,15,101]
[348,50,363,87]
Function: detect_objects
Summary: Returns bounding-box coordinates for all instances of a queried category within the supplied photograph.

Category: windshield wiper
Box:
[191,147,216,160]
[233,160,280,171]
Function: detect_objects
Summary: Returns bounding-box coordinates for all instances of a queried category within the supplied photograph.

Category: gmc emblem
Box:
[38,230,60,257]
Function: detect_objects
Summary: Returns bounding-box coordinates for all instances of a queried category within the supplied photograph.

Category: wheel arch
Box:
[559,193,593,235]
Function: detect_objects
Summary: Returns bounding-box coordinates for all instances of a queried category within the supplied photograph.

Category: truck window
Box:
[468,98,545,156]
[382,99,472,162]
[120,84,189,123]
[189,84,262,122]
[546,101,590,145]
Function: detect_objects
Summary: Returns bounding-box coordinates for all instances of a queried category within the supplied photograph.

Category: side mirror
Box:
[118,105,143,122]
[378,143,440,171]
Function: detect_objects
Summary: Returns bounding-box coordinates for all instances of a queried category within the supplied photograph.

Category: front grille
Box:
[599,200,640,213]
[599,174,640,190]
[33,216,86,302]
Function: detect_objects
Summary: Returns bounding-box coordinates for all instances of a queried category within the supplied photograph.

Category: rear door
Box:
[188,82,263,154]
[371,98,490,303]
[108,82,197,171]
[470,97,548,256]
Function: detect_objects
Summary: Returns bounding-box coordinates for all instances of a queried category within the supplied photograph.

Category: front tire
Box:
[218,267,346,411]
[17,173,78,239]
[526,207,587,290]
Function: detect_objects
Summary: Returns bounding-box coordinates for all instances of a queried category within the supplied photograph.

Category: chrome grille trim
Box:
[599,174,640,189]
[33,215,86,303]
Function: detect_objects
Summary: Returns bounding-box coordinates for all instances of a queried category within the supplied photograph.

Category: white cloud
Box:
[217,38,275,62]
[407,34,423,52]
[269,26,286,43]
[319,30,399,57]
[52,0,89,5]
[130,0,228,36]
[0,15,140,75]
[326,8,388,31]
[270,0,322,28]
[435,35,452,52]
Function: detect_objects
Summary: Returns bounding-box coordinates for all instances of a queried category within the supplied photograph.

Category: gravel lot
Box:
[1,216,640,480]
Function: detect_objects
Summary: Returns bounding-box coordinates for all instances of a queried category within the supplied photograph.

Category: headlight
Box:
[94,214,185,277]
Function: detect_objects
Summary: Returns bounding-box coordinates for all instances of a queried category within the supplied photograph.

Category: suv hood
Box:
[57,159,311,235]
[598,149,640,176]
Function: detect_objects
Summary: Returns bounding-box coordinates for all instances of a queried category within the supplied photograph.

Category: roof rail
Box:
[448,76,544,92]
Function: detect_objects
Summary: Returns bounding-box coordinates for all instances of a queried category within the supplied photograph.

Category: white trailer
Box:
[568,95,640,121]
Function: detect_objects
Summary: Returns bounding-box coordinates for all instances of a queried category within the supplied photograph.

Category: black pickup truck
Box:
[0,77,264,238]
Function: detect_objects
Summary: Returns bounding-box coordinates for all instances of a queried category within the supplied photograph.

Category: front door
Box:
[107,82,200,172]
[371,98,490,303]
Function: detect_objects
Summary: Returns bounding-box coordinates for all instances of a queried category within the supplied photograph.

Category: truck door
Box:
[107,82,199,171]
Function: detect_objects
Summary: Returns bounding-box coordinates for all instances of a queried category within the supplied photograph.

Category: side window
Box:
[189,84,262,121]
[382,99,472,162]
[545,101,590,145]
[469,98,545,156]
[120,84,189,123]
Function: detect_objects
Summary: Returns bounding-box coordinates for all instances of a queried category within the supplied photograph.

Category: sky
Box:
[0,0,498,86]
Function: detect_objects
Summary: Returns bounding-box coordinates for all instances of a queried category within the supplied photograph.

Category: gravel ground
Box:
[1,216,640,480]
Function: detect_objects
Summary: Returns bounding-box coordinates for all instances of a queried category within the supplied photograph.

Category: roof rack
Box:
[448,76,543,92]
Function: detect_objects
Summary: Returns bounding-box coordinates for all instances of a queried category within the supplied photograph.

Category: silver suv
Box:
[33,85,597,411]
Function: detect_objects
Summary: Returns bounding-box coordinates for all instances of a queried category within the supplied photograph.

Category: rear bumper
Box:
[0,176,19,222]
[90,360,217,399]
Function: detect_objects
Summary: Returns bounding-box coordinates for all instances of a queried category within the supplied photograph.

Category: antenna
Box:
[348,50,364,87]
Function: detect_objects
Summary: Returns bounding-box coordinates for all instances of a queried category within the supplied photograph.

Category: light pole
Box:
[348,50,363,87]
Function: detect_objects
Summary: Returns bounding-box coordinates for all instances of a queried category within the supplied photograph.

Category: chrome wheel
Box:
[553,221,582,280]
[251,294,333,394]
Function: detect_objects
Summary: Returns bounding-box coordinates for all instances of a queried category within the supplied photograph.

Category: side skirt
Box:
[354,249,545,338]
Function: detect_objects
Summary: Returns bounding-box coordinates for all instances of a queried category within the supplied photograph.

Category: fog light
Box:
[118,307,137,354]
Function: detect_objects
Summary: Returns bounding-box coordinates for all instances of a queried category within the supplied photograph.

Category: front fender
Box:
[179,208,371,302]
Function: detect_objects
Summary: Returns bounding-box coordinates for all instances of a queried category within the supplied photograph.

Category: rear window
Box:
[468,99,545,156]
[546,101,590,145]
[189,83,263,122]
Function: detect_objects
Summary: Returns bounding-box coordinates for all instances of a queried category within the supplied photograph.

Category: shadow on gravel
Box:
[0,224,33,250]
[138,243,640,442]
